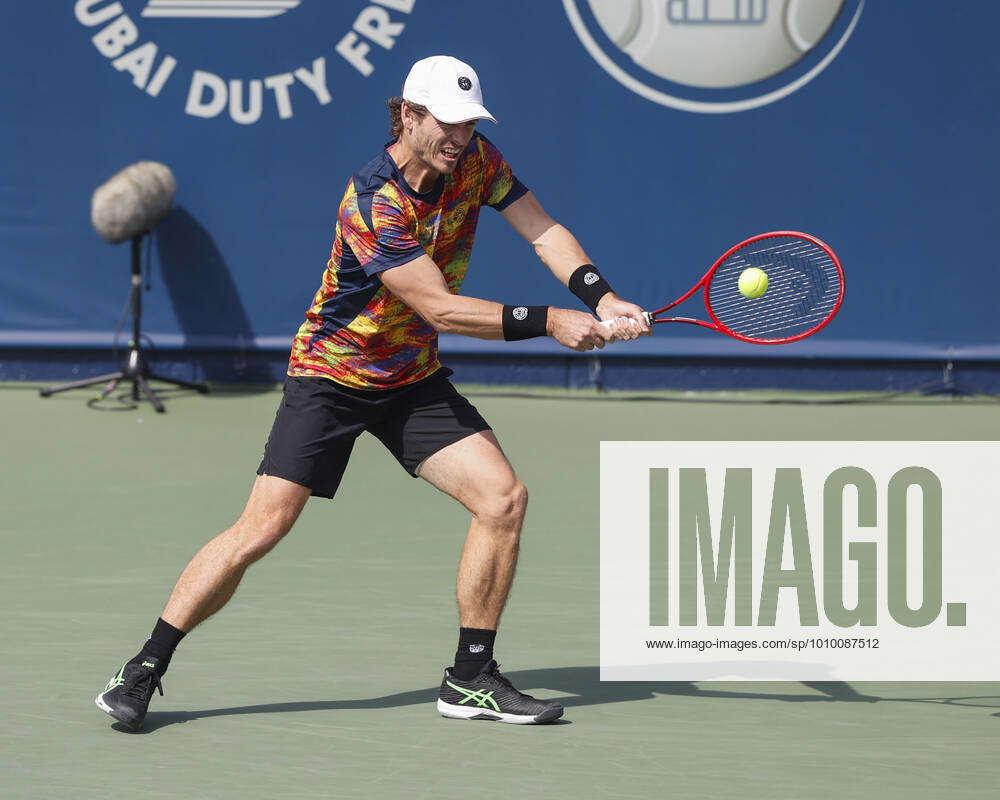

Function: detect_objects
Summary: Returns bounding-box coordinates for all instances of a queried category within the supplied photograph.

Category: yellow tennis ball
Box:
[738,267,769,299]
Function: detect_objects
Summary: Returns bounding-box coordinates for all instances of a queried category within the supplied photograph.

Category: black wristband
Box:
[502,305,549,341]
[569,264,614,313]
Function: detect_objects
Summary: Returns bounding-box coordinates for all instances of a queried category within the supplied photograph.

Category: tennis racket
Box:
[603,231,845,344]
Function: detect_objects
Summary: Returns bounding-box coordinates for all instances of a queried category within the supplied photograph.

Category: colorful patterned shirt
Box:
[288,133,527,389]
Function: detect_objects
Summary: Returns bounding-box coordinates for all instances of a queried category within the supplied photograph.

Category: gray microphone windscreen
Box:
[91,161,177,244]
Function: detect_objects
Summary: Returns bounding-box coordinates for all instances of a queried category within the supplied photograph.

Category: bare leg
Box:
[417,431,528,629]
[161,475,312,631]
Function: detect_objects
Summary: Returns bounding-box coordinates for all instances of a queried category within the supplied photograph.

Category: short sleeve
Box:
[342,186,425,276]
[478,135,529,211]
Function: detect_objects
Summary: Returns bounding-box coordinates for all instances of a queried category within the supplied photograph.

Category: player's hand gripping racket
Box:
[604,231,844,344]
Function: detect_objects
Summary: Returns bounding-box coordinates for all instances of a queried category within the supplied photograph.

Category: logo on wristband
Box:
[512,306,529,320]
[584,272,600,285]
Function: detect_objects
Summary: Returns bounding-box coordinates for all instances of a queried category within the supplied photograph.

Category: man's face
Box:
[404,105,477,175]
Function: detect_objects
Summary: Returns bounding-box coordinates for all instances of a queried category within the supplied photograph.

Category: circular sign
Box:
[563,0,865,113]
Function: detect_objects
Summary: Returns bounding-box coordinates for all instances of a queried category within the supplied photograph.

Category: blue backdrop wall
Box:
[2,2,998,388]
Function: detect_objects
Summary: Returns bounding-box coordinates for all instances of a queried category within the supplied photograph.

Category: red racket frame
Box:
[646,231,846,345]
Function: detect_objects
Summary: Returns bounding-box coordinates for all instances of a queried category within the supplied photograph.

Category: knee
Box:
[232,534,280,566]
[475,479,528,531]
[228,508,297,566]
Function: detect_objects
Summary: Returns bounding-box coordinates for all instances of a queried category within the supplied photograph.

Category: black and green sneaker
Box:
[437,660,563,724]
[94,657,164,730]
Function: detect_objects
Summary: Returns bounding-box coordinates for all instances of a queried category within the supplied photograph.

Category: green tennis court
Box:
[2,385,997,799]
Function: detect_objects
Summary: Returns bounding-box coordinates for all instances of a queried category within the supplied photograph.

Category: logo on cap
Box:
[457,76,473,91]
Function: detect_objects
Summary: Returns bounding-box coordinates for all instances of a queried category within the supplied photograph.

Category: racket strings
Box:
[706,237,842,341]
[712,259,829,332]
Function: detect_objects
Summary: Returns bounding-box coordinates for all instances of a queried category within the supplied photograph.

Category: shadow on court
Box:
[154,207,274,387]
[125,666,1000,733]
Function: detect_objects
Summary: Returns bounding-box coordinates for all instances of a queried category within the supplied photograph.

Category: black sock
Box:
[131,618,186,675]
[452,627,496,680]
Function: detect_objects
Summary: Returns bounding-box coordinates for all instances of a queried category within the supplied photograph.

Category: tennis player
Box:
[95,55,649,729]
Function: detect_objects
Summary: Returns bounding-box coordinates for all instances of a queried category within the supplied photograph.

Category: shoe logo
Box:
[468,644,485,653]
[105,663,127,691]
[446,681,501,712]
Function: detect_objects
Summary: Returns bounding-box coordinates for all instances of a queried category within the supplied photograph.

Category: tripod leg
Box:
[147,372,210,394]
[135,375,166,414]
[39,372,125,397]
[98,378,121,400]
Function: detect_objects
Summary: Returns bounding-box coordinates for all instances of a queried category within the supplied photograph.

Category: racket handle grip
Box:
[598,312,652,330]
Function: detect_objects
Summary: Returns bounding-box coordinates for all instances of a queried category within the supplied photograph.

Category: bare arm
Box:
[379,254,502,338]
[500,191,590,285]
[378,254,610,351]
[501,192,651,337]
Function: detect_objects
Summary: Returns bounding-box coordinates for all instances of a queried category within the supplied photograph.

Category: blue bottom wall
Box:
[4,348,998,395]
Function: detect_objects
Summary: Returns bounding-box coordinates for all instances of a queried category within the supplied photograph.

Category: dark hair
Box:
[387,96,428,139]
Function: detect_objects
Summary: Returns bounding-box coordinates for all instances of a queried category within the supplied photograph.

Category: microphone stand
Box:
[39,234,208,413]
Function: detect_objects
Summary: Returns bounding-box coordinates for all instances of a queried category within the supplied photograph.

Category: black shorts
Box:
[257,369,491,498]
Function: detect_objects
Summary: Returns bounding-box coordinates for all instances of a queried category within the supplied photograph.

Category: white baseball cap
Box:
[402,56,497,125]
